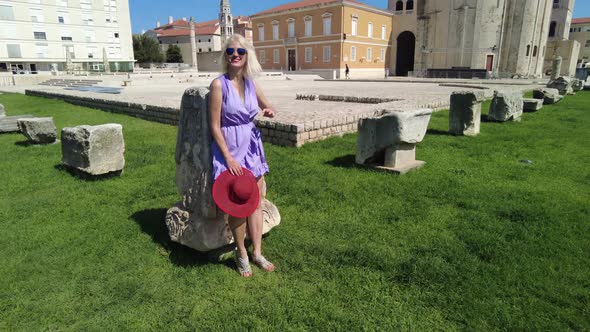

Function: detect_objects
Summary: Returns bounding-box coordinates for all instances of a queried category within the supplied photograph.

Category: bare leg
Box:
[248,176,275,272]
[228,216,251,277]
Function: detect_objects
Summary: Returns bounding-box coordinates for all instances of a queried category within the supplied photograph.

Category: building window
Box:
[395,0,403,11]
[273,49,279,63]
[33,31,47,40]
[350,46,356,61]
[259,50,265,63]
[549,21,557,37]
[368,22,373,38]
[272,21,279,40]
[287,18,295,38]
[7,44,22,58]
[406,0,414,10]
[367,47,372,61]
[0,5,15,20]
[526,45,530,56]
[305,47,312,63]
[382,25,387,40]
[114,32,119,38]
[533,45,538,56]
[87,46,97,58]
[61,36,73,41]
[30,8,44,22]
[304,16,312,37]
[585,40,590,48]
[58,16,65,23]
[351,15,358,36]
[61,31,73,41]
[322,13,332,35]
[258,24,264,41]
[380,48,386,62]
[323,45,330,62]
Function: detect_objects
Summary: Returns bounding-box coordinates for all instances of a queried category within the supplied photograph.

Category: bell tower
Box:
[219,0,234,42]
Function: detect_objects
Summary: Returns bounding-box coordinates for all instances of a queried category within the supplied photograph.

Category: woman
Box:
[209,34,276,277]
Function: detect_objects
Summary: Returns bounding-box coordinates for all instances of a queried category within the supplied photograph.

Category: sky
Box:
[129,0,590,34]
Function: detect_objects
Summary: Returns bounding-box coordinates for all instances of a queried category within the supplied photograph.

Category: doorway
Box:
[486,55,494,71]
[288,49,296,71]
[395,31,416,76]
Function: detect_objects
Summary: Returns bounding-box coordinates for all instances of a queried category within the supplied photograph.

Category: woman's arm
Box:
[209,79,243,176]
[254,80,275,118]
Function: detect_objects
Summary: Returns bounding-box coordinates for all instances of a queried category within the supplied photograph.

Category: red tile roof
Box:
[252,0,362,16]
[572,17,590,24]
[155,19,189,30]
[156,25,219,37]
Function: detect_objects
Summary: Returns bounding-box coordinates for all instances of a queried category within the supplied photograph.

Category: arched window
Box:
[549,21,557,37]
[395,0,404,11]
[526,45,531,56]
[533,45,538,57]
[406,0,414,10]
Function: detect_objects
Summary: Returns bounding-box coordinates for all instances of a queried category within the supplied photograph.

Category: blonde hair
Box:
[219,34,262,78]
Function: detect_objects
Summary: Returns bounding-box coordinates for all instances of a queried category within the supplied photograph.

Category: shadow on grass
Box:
[54,164,122,181]
[131,208,233,268]
[426,129,455,136]
[325,154,365,169]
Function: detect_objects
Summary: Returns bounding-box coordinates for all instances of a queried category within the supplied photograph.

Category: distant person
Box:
[345,63,350,79]
[209,34,276,277]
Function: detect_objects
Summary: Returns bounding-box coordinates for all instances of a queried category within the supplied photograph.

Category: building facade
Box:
[0,0,134,74]
[543,0,579,77]
[570,17,590,67]
[251,0,392,78]
[390,0,554,78]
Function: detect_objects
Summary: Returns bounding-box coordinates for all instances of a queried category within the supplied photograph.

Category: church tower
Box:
[219,0,234,42]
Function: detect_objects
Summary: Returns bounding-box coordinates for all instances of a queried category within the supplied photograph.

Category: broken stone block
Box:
[0,104,4,118]
[61,124,125,175]
[533,88,562,104]
[165,87,280,252]
[488,90,523,122]
[356,108,433,174]
[522,98,543,112]
[449,90,485,136]
[17,117,57,144]
[547,76,573,95]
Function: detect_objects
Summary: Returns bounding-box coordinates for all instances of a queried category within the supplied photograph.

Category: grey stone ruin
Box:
[551,56,562,81]
[356,108,433,174]
[488,90,523,122]
[522,98,543,112]
[448,90,485,136]
[547,76,573,95]
[571,78,584,92]
[0,103,4,118]
[533,88,562,105]
[61,124,125,175]
[17,117,57,144]
[164,87,280,253]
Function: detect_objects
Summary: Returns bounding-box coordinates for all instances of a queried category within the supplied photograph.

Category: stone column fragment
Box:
[488,91,523,122]
[0,104,5,118]
[449,90,485,136]
[532,88,562,104]
[165,87,280,252]
[356,108,433,174]
[551,56,562,81]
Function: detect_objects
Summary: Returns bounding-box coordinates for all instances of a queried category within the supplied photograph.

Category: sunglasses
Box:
[226,47,247,56]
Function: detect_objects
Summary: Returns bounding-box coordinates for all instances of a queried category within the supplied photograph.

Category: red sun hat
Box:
[212,168,260,218]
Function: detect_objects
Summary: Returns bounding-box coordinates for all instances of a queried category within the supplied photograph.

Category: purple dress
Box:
[212,74,269,180]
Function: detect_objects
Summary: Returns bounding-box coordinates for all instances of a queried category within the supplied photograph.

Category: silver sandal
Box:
[235,254,252,277]
[252,255,275,272]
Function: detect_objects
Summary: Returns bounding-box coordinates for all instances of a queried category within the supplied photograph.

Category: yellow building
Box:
[251,0,393,79]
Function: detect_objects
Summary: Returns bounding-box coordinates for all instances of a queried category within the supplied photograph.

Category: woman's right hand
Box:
[226,157,243,176]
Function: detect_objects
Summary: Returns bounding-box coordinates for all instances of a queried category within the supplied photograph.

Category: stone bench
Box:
[61,124,125,176]
[356,108,433,174]
[17,117,57,144]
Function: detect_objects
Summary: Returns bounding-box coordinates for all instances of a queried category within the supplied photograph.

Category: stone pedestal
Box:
[522,98,543,112]
[165,87,280,252]
[356,109,433,174]
[449,90,484,136]
[17,117,57,144]
[533,88,562,104]
[488,91,523,122]
[61,124,125,175]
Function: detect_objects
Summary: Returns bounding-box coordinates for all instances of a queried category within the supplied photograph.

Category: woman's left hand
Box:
[262,108,275,118]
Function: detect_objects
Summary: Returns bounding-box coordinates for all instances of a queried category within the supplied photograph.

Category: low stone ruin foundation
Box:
[17,117,57,144]
[488,91,523,122]
[448,91,484,136]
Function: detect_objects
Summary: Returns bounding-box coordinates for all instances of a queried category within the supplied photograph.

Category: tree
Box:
[166,44,184,63]
[133,34,164,64]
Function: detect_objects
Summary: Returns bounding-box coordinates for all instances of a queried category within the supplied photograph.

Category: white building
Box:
[0,0,134,74]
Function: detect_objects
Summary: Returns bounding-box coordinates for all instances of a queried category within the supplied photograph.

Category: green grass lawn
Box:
[0,91,588,330]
